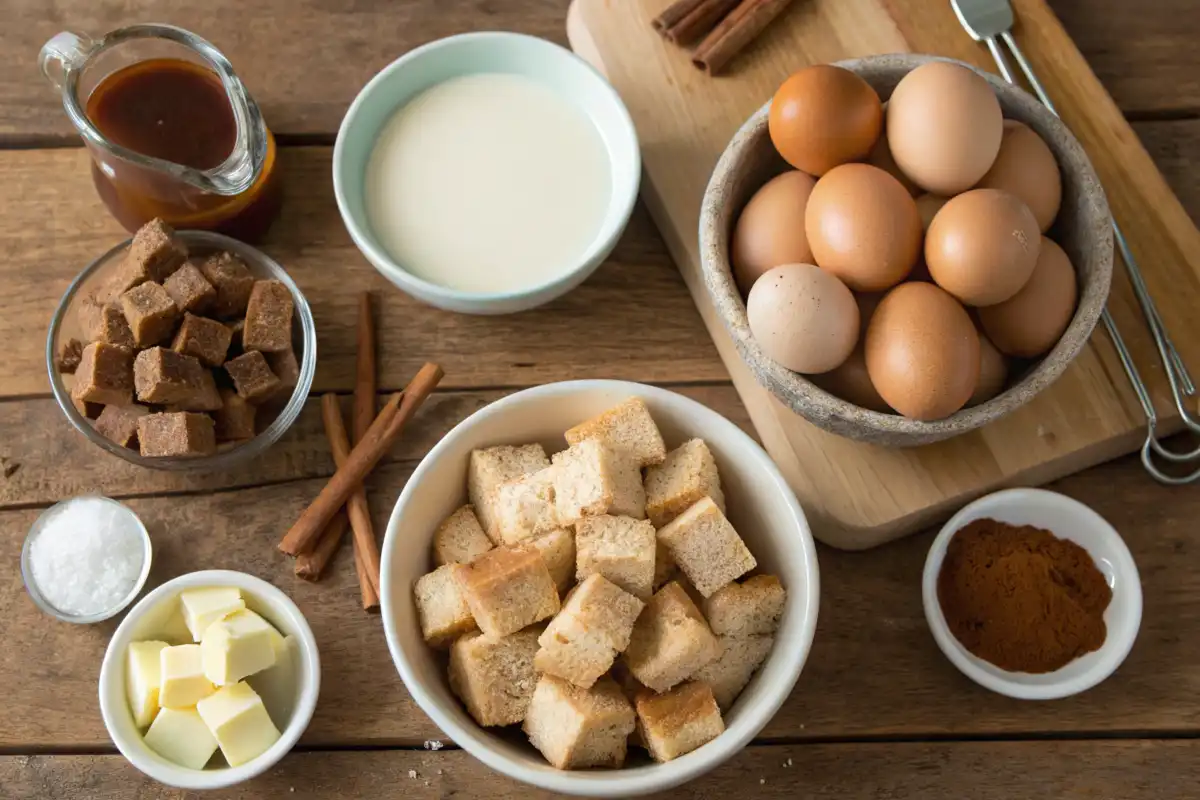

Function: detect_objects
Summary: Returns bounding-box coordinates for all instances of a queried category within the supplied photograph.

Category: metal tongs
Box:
[951,0,1200,484]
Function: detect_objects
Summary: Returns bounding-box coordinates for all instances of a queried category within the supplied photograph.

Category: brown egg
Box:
[886,62,1003,195]
[968,332,1008,406]
[731,171,818,294]
[866,127,920,196]
[925,188,1041,306]
[865,282,980,420]
[805,163,922,292]
[914,193,949,232]
[812,347,891,412]
[747,263,859,374]
[769,65,883,177]
[976,121,1062,233]
[978,237,1078,357]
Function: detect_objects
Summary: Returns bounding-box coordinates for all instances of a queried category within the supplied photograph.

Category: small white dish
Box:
[333,32,641,315]
[922,487,1142,700]
[99,570,320,790]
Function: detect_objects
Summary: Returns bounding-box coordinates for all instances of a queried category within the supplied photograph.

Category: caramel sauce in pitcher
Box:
[85,58,281,242]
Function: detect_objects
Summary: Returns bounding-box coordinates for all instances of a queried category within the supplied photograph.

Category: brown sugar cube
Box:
[73,342,134,406]
[171,313,232,367]
[634,681,725,762]
[226,318,245,357]
[702,575,786,637]
[199,252,256,318]
[56,338,84,374]
[167,369,222,413]
[163,261,216,314]
[622,581,720,693]
[658,497,757,598]
[451,545,560,638]
[449,628,541,727]
[129,218,188,282]
[72,394,103,419]
[79,295,135,348]
[134,347,212,407]
[433,505,494,567]
[644,438,726,528]
[137,412,216,457]
[523,675,636,769]
[242,280,294,353]
[691,635,774,711]
[120,282,180,348]
[565,397,667,468]
[267,348,300,391]
[414,564,479,648]
[224,350,282,404]
[94,404,151,449]
[213,388,257,441]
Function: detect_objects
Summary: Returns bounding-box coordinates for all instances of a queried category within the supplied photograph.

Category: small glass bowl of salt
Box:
[21,495,152,624]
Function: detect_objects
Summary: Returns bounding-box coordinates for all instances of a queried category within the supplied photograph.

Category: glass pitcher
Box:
[40,24,282,242]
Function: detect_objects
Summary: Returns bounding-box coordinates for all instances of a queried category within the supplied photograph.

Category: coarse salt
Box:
[27,497,145,617]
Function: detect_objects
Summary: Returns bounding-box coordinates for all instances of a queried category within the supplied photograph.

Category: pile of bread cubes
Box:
[413,398,787,770]
[56,219,298,458]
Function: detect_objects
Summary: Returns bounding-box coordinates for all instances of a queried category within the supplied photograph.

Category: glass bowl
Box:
[46,230,316,471]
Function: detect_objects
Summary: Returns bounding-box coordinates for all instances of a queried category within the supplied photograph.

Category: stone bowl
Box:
[699,54,1113,447]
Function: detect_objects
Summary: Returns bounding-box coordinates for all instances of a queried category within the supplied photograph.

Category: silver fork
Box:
[952,0,1200,484]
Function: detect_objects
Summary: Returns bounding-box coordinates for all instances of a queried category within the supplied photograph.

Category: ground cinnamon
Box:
[937,518,1112,673]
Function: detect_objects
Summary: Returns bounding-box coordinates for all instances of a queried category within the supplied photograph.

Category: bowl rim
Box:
[98,569,321,789]
[921,487,1142,700]
[379,379,821,796]
[332,31,642,309]
[46,229,317,471]
[698,53,1114,445]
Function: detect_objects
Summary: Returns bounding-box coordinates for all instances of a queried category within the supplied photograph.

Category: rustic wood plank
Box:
[0,147,723,398]
[1134,119,1200,226]
[4,741,1200,798]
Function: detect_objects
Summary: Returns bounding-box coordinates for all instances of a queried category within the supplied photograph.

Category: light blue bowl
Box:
[333,32,641,315]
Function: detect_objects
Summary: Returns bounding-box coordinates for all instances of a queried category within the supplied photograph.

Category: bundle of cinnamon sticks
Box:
[653,0,796,75]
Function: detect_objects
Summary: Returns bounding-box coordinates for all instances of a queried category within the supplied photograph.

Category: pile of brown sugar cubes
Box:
[412,398,787,770]
[58,219,298,458]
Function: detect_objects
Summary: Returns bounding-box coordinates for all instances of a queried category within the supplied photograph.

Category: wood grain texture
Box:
[568,0,1200,549]
[4,741,1200,798]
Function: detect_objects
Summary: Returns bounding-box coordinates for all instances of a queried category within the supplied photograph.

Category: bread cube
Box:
[565,397,667,467]
[622,581,719,693]
[448,627,541,727]
[658,497,756,598]
[523,676,636,769]
[653,539,677,590]
[413,564,478,647]
[467,444,551,538]
[635,681,725,762]
[74,342,134,406]
[644,438,726,528]
[552,439,645,525]
[703,575,785,637]
[452,546,559,638]
[535,575,644,688]
[163,261,216,314]
[433,505,494,566]
[691,635,773,711]
[575,515,656,600]
[493,466,559,545]
[531,528,575,594]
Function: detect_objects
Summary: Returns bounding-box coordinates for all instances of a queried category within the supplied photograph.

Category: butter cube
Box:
[159,644,216,709]
[196,681,281,767]
[144,707,219,770]
[127,640,169,728]
[180,587,246,642]
[247,630,298,727]
[201,609,278,686]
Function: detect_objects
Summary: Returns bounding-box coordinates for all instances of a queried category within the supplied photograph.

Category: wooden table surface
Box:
[2,1,1198,797]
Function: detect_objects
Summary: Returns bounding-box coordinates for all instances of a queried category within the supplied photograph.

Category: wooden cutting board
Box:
[566,0,1200,549]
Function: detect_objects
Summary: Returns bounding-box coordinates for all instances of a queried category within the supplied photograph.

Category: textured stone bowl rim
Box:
[699,54,1114,447]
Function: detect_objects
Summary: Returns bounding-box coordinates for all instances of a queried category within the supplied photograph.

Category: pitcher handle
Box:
[40,31,95,91]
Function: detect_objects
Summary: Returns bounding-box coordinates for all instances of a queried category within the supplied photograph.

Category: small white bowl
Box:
[333,32,641,315]
[380,380,820,797]
[922,488,1142,700]
[99,570,321,790]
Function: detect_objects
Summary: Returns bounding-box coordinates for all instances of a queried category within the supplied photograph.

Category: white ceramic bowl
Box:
[922,488,1142,700]
[381,380,820,796]
[333,32,641,315]
[99,570,321,789]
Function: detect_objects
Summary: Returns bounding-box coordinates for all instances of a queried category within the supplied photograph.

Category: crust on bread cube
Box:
[493,466,559,545]
[530,528,575,594]
[702,575,786,637]
[644,438,726,528]
[523,675,636,770]
[413,565,478,647]
[690,634,773,711]
[635,681,725,763]
[452,546,560,638]
[534,575,645,688]
[565,397,667,468]
[448,628,541,727]
[657,497,756,598]
[575,515,656,600]
[552,439,646,525]
[467,444,550,540]
[433,505,494,566]
[653,539,677,590]
[622,581,719,693]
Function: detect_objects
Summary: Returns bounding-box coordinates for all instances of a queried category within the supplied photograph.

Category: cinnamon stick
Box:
[295,509,350,581]
[657,0,741,45]
[653,0,704,32]
[352,292,380,610]
[278,363,443,557]
[692,0,796,75]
